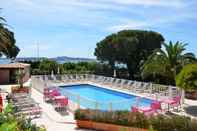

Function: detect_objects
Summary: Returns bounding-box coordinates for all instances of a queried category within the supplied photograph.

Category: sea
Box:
[0,59,10,64]
[0,58,95,64]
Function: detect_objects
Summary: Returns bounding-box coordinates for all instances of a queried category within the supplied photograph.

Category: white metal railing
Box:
[32,74,182,110]
[33,74,181,97]
[60,88,139,111]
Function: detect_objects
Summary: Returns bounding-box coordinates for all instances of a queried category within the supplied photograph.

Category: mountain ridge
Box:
[0,56,96,64]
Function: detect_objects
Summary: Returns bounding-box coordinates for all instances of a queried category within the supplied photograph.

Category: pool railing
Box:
[32,74,183,108]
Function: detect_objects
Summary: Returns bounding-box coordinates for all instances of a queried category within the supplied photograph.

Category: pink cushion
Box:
[139,106,152,112]
[131,106,139,112]
[163,99,175,104]
[55,96,66,100]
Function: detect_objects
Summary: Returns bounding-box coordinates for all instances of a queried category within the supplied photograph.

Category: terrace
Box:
[0,73,195,131]
[29,74,197,130]
[32,74,182,111]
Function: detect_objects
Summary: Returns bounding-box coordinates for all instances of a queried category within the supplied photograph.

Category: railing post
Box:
[77,95,80,109]
[168,86,173,98]
[109,102,112,111]
[95,101,99,110]
[180,89,185,104]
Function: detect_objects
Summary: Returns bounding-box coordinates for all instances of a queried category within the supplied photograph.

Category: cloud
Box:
[108,20,148,32]
[1,0,197,57]
[103,0,184,7]
[2,0,193,34]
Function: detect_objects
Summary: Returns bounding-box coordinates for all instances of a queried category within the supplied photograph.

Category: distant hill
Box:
[9,56,96,64]
[50,56,96,63]
[15,57,46,62]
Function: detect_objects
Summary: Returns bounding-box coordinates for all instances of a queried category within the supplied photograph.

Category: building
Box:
[0,63,30,84]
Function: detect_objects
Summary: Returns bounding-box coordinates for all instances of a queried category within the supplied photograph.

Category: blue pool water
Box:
[59,84,152,110]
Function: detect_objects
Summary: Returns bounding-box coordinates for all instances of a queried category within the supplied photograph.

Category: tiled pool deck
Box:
[30,85,197,131]
[31,87,95,131]
[0,80,197,131]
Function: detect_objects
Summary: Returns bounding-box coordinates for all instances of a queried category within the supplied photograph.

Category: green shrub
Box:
[74,109,90,121]
[4,103,14,114]
[75,109,197,131]
[176,63,197,91]
[148,126,155,131]
[75,109,149,128]
[0,113,7,124]
[0,104,46,131]
[150,115,197,131]
[0,121,17,131]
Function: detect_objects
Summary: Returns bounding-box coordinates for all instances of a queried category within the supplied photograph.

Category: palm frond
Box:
[0,17,6,22]
[141,41,195,85]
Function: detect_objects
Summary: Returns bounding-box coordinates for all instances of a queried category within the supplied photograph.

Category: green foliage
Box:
[75,109,149,128]
[148,126,155,131]
[0,14,20,60]
[74,109,89,121]
[63,62,97,73]
[0,121,17,131]
[15,69,26,88]
[176,63,197,91]
[39,59,59,74]
[0,113,6,124]
[141,41,196,85]
[150,115,197,131]
[75,109,197,131]
[4,103,14,114]
[0,103,15,126]
[0,104,45,131]
[17,117,41,131]
[94,30,164,79]
[23,60,100,75]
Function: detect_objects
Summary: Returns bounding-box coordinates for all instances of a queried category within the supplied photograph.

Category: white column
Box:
[180,89,185,104]
[168,86,173,98]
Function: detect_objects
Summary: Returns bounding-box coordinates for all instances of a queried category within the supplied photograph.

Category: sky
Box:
[0,0,197,58]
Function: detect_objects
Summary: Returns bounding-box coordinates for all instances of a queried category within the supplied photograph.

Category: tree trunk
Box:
[126,62,135,79]
[109,60,115,77]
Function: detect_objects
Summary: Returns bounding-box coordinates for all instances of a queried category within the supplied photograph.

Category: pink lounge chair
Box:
[131,101,162,116]
[54,96,68,105]
[44,88,61,102]
[131,106,138,113]
[162,95,181,111]
[54,96,68,112]
[50,89,61,97]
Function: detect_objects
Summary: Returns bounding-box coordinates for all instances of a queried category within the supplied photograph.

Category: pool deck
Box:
[1,81,197,130]
[52,81,197,119]
[0,84,95,131]
[31,87,95,131]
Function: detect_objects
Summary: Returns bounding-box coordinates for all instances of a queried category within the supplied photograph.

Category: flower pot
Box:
[76,120,93,129]
[92,121,109,130]
[11,86,30,94]
[76,120,147,131]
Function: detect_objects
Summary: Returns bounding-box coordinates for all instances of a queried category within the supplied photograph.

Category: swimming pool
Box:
[59,84,152,111]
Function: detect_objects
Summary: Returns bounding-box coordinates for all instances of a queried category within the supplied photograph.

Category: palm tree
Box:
[0,14,20,61]
[0,13,6,27]
[0,15,6,57]
[0,9,7,40]
[141,41,196,85]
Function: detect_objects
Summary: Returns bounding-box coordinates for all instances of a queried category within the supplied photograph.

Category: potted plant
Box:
[75,109,148,131]
[75,109,93,129]
[11,69,30,94]
[75,109,197,131]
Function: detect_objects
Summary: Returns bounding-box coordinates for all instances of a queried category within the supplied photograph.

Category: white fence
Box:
[31,74,182,111]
